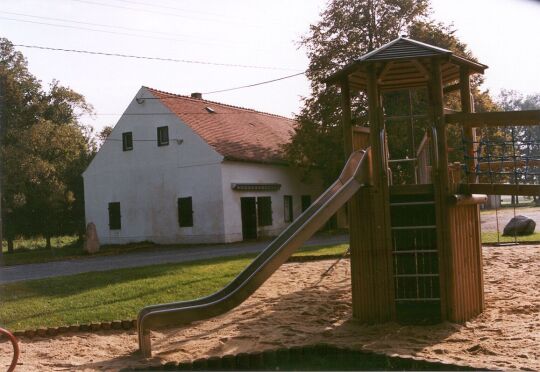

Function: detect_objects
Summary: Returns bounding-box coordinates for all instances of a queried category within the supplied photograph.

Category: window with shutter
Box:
[257,196,272,226]
[122,132,133,151]
[157,126,169,146]
[284,195,293,222]
[108,202,121,230]
[178,197,193,227]
[301,195,312,212]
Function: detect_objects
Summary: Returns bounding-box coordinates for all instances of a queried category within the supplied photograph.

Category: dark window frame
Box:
[157,126,169,146]
[257,196,273,227]
[122,132,133,151]
[284,195,293,223]
[108,202,121,230]
[178,197,194,227]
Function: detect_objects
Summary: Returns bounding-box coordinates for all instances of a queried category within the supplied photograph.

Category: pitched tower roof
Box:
[327,37,487,91]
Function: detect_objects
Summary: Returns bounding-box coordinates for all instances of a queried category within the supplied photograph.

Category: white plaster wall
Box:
[83,87,226,244]
[220,161,323,243]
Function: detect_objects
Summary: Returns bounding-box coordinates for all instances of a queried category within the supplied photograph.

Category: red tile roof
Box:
[146,87,295,164]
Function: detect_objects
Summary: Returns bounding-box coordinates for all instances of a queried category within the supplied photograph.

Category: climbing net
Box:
[462,125,540,185]
[460,124,540,245]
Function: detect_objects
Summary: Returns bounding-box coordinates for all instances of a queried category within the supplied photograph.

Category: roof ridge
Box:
[143,86,296,121]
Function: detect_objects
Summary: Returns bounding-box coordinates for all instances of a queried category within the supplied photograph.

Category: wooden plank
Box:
[477,159,540,171]
[459,183,540,196]
[450,194,487,205]
[445,110,540,127]
[430,57,450,322]
[389,184,434,195]
[460,66,477,184]
[443,83,460,94]
[340,77,353,159]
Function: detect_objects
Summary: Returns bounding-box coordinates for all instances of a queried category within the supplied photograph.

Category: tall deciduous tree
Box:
[0,38,95,251]
[285,0,496,184]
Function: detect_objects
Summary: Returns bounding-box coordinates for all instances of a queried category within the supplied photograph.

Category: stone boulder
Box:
[84,222,100,253]
[502,215,536,236]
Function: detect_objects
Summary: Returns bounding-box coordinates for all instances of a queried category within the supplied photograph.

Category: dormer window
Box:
[122,132,133,151]
[157,126,169,146]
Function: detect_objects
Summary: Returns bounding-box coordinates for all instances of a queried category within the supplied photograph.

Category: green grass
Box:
[0,237,163,266]
[0,243,348,331]
[295,243,348,257]
[481,231,540,244]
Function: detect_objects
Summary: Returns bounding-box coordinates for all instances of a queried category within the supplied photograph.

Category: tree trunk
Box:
[7,238,14,254]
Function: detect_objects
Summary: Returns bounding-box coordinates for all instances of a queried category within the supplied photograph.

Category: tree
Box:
[97,125,113,147]
[285,0,497,185]
[0,38,94,251]
[286,0,430,185]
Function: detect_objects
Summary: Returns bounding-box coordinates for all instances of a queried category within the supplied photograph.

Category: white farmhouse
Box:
[83,87,323,245]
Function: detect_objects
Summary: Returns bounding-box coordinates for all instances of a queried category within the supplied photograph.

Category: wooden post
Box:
[350,64,394,322]
[460,67,477,184]
[340,77,353,160]
[430,57,450,321]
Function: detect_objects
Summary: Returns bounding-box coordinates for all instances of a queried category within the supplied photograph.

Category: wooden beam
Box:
[377,61,394,83]
[443,83,460,94]
[449,194,487,206]
[340,77,353,160]
[477,159,540,171]
[460,66,477,184]
[445,110,540,127]
[459,183,540,197]
[430,57,451,321]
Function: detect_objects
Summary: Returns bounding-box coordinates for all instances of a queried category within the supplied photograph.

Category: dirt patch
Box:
[1,246,539,371]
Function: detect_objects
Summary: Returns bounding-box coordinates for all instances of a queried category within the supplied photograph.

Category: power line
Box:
[71,0,280,30]
[13,44,302,71]
[0,11,273,50]
[108,0,291,28]
[203,72,305,94]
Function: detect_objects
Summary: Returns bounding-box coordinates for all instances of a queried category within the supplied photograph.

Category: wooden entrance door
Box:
[241,197,257,240]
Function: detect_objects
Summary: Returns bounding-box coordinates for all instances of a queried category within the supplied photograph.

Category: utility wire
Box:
[0,11,273,50]
[13,44,302,72]
[203,72,305,94]
[109,0,292,28]
[71,0,280,29]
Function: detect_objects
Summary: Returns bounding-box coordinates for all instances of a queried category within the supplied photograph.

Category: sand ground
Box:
[1,245,538,371]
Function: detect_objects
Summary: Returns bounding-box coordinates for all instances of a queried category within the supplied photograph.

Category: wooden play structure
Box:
[137,37,540,356]
[327,37,540,324]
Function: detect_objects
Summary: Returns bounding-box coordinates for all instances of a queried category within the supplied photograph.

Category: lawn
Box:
[481,231,540,244]
[0,243,348,331]
[1,236,164,266]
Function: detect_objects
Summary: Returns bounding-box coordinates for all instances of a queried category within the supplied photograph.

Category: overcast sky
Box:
[2,0,539,132]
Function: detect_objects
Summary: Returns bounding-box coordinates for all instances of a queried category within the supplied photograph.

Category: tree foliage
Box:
[285,0,497,185]
[1,38,95,251]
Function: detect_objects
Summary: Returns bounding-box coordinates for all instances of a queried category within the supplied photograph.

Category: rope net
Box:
[460,124,540,245]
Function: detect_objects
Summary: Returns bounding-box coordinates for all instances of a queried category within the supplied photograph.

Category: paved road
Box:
[0,234,348,284]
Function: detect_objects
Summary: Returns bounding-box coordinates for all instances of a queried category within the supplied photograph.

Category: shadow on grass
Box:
[0,254,257,329]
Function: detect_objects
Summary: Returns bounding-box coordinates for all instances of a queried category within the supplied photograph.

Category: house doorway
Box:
[240,197,257,240]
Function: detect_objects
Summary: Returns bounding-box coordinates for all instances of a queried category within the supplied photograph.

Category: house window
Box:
[257,196,272,226]
[301,195,312,212]
[157,126,169,146]
[284,195,293,223]
[108,202,121,230]
[178,197,193,227]
[122,132,133,151]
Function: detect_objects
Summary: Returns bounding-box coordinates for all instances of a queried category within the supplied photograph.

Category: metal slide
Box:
[138,148,371,357]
